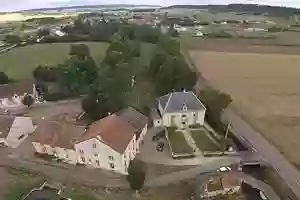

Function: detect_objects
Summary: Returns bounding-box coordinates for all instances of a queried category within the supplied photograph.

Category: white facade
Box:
[32,142,78,164]
[136,124,147,152]
[154,92,206,128]
[32,133,138,175]
[74,134,137,175]
[160,110,205,128]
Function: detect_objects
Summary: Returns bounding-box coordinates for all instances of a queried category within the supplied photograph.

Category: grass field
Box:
[190,129,221,152]
[0,42,110,80]
[190,50,300,165]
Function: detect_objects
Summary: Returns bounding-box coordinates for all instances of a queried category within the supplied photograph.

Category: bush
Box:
[207,31,232,38]
[127,160,146,191]
[44,92,75,102]
[0,72,9,84]
[22,94,34,107]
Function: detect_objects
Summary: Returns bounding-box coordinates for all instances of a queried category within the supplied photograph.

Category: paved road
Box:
[222,107,300,199]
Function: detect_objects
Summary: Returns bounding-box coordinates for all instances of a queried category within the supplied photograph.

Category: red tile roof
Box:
[32,121,86,149]
[76,114,136,154]
[0,80,34,99]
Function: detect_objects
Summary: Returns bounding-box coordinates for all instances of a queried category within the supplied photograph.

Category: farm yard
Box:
[189,47,300,165]
[0,42,110,80]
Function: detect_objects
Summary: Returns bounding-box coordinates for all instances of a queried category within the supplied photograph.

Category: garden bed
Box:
[190,129,222,152]
[166,127,194,156]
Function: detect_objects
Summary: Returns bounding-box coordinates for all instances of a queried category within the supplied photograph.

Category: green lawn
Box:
[167,127,194,155]
[0,42,109,80]
[190,129,222,152]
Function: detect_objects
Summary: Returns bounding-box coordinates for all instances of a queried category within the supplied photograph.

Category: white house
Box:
[117,107,148,152]
[0,116,36,148]
[153,91,206,128]
[32,113,143,175]
[32,121,86,165]
[0,80,40,109]
[74,114,138,174]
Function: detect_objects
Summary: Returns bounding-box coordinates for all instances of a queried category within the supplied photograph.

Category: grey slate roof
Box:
[117,107,148,139]
[158,91,206,113]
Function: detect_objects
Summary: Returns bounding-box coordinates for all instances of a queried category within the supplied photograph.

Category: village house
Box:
[0,115,36,148]
[0,80,40,109]
[32,121,86,165]
[199,172,242,198]
[32,108,148,174]
[74,114,137,174]
[153,91,206,128]
[117,107,148,152]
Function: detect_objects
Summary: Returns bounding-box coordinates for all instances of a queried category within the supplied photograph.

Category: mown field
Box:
[0,42,110,80]
[190,50,300,165]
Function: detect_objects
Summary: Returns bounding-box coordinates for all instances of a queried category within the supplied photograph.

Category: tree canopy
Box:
[127,160,146,191]
[22,94,34,107]
[0,72,9,84]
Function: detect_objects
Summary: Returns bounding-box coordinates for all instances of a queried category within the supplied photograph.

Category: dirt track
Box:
[189,47,300,166]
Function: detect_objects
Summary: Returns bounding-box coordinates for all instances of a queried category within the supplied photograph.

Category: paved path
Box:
[222,108,300,199]
[145,156,240,186]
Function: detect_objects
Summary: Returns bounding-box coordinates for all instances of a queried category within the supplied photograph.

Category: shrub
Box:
[127,159,146,191]
[0,72,9,84]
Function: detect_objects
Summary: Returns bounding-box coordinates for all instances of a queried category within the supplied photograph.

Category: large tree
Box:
[127,159,146,192]
[5,34,21,44]
[69,44,90,60]
[59,55,98,94]
[22,95,34,107]
[198,87,232,131]
[0,72,9,84]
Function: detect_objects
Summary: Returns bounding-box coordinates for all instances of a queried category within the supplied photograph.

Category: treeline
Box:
[149,36,196,96]
[60,15,161,43]
[164,4,300,17]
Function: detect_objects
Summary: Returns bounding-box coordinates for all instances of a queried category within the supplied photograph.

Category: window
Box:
[79,149,84,154]
[94,153,98,157]
[66,154,69,158]
[96,160,100,166]
[182,114,187,118]
[18,134,25,140]
[81,157,85,162]
[42,146,47,152]
[108,156,114,161]
[110,163,115,169]
[93,143,96,148]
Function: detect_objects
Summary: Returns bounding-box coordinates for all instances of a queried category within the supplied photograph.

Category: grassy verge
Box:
[190,129,222,152]
[0,42,109,80]
[167,127,193,155]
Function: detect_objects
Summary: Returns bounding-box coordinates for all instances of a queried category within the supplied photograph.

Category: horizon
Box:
[1,0,300,13]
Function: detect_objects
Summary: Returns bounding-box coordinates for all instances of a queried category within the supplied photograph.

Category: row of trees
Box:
[149,36,197,96]
[82,36,139,120]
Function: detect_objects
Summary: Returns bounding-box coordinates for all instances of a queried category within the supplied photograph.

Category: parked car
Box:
[156,142,165,152]
[152,135,160,141]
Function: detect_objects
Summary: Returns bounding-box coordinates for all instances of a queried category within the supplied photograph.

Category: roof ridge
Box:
[191,92,206,110]
[164,92,173,113]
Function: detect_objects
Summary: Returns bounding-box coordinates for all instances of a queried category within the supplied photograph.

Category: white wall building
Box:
[0,80,40,109]
[32,109,148,175]
[0,116,36,148]
[153,91,206,128]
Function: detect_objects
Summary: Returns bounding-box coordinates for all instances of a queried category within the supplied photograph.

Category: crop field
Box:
[190,49,300,165]
[0,42,110,80]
